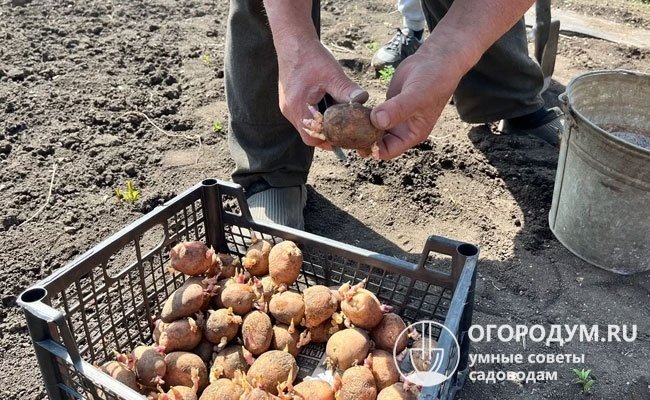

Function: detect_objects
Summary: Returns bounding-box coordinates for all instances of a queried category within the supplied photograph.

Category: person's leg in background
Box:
[225,0,319,229]
[371,0,427,71]
[399,0,427,37]
[421,0,562,145]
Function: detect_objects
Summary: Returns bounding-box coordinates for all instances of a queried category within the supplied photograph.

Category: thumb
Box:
[328,75,369,104]
[370,92,421,130]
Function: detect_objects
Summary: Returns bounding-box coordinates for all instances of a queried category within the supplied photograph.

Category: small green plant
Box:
[115,180,140,204]
[379,65,395,84]
[201,53,211,65]
[572,368,595,394]
[366,41,380,53]
[212,120,223,134]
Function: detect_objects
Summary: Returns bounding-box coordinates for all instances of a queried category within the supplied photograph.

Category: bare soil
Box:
[0,1,648,399]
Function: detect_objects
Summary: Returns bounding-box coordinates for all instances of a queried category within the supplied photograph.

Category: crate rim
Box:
[17,178,480,400]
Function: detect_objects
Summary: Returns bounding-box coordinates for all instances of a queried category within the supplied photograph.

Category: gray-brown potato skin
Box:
[161,277,207,323]
[325,328,371,370]
[200,379,244,400]
[371,313,408,353]
[241,311,273,356]
[99,361,138,391]
[271,324,300,356]
[269,291,304,325]
[205,308,240,345]
[163,352,208,392]
[210,345,249,380]
[220,283,256,315]
[293,379,335,400]
[369,350,400,391]
[321,103,384,151]
[339,366,377,400]
[246,350,298,395]
[303,285,338,328]
[132,345,166,386]
[376,383,419,400]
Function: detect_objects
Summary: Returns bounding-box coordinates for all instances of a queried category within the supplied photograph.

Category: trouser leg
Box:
[398,0,427,32]
[421,0,544,123]
[225,0,316,196]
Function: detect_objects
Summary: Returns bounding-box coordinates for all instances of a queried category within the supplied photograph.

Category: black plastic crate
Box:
[18,179,479,400]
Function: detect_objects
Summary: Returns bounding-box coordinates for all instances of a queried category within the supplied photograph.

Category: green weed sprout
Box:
[212,120,223,134]
[366,42,380,53]
[572,368,595,394]
[115,181,140,204]
[379,65,395,84]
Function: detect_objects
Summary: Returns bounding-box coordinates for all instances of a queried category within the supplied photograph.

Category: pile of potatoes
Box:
[98,239,422,400]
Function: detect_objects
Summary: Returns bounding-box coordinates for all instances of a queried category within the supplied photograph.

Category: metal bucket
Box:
[549,70,650,275]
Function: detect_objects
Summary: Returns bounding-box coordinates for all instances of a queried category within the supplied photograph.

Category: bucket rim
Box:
[559,69,650,155]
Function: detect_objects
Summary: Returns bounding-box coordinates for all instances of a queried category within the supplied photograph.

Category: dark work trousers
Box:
[225,0,544,193]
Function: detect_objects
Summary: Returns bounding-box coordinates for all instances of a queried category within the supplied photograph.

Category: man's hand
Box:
[368,0,536,160]
[262,0,367,150]
[276,38,368,149]
[369,48,464,160]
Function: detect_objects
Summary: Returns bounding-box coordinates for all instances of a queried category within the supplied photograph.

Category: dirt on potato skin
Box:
[0,1,648,400]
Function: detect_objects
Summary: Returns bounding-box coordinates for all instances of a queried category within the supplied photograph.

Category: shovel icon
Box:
[409,329,444,374]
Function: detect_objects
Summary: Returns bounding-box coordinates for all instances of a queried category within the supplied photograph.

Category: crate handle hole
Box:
[457,243,479,257]
[20,287,47,303]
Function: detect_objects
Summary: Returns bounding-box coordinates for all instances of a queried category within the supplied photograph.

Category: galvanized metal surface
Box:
[550,70,650,275]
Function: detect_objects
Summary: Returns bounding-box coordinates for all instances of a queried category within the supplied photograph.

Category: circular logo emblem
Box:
[393,320,461,387]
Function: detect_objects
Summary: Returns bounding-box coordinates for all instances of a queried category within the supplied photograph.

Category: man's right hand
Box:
[275,37,368,149]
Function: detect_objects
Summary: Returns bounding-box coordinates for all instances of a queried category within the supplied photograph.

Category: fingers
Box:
[370,91,423,131]
[375,125,423,160]
[328,74,369,105]
[349,88,369,104]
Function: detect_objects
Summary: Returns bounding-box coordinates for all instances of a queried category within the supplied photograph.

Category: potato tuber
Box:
[210,345,252,381]
[99,360,138,391]
[246,350,298,395]
[268,241,302,286]
[169,241,216,276]
[271,323,300,357]
[204,308,242,348]
[220,282,257,316]
[302,285,338,328]
[242,239,272,277]
[241,310,273,356]
[207,253,240,279]
[161,277,211,323]
[292,379,335,400]
[200,378,244,400]
[268,291,304,326]
[163,352,208,392]
[340,281,387,330]
[132,345,166,387]
[368,350,400,391]
[154,317,203,353]
[303,103,384,156]
[376,383,419,400]
[371,313,408,353]
[325,328,371,370]
[338,365,377,400]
